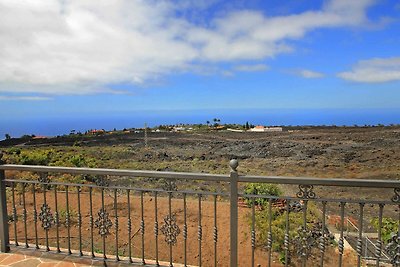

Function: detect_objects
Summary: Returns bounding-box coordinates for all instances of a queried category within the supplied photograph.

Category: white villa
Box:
[249,125,283,132]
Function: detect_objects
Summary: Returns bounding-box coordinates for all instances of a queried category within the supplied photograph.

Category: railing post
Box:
[229,159,238,267]
[0,152,10,252]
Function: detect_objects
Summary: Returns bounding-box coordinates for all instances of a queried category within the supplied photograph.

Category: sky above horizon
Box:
[1,0,400,120]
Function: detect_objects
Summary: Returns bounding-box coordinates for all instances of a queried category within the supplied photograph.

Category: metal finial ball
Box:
[229,159,238,171]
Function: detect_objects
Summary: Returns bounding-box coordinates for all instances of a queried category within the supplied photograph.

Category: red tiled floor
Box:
[0,249,91,267]
[0,247,193,266]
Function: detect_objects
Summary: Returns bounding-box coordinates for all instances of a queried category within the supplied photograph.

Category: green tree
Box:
[5,133,11,140]
[213,118,221,127]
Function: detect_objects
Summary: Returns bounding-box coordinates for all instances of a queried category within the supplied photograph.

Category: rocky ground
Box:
[1,126,399,265]
[2,126,399,192]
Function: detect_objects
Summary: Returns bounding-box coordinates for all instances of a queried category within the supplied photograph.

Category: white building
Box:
[249,126,283,132]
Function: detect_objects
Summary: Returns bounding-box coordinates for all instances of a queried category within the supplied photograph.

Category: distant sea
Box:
[1,108,400,139]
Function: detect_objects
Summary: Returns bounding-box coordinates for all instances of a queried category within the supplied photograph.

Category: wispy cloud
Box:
[338,57,400,83]
[0,0,375,95]
[297,69,325,78]
[0,96,52,101]
[234,64,269,72]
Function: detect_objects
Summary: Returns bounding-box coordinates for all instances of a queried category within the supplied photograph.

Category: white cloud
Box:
[0,0,375,95]
[0,96,52,101]
[234,64,269,72]
[297,69,325,78]
[338,57,400,83]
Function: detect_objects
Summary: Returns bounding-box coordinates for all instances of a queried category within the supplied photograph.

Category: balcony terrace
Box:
[0,154,399,266]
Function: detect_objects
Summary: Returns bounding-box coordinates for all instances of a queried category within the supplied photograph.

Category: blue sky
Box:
[0,0,400,125]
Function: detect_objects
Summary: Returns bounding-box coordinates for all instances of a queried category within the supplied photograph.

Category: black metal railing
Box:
[0,156,399,266]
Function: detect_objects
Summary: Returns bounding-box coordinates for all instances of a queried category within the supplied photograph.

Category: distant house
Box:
[250,125,266,132]
[213,125,225,130]
[89,129,105,135]
[250,126,283,132]
[173,127,186,132]
[265,127,283,132]
[32,136,47,139]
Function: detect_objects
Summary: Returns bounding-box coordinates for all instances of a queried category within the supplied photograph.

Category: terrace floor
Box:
[0,247,176,267]
[0,249,94,267]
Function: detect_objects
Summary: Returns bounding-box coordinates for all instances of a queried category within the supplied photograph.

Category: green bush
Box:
[69,154,98,168]
[69,154,86,167]
[371,217,399,243]
[19,151,51,165]
[252,203,325,265]
[243,183,282,207]
[7,147,21,155]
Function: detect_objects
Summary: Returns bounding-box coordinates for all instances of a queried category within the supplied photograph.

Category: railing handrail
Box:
[0,164,229,181]
[239,175,400,188]
[0,160,399,265]
[1,164,400,188]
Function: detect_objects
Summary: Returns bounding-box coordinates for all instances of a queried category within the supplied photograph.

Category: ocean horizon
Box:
[1,108,400,139]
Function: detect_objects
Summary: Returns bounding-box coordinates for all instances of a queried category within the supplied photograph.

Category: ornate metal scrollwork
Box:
[160,214,180,246]
[214,226,218,244]
[183,224,187,240]
[293,226,315,258]
[95,176,109,187]
[293,223,332,259]
[385,232,400,266]
[94,208,113,236]
[38,204,54,230]
[38,173,52,189]
[266,232,272,249]
[8,207,18,224]
[162,179,177,191]
[38,173,51,184]
[391,188,400,203]
[296,185,316,199]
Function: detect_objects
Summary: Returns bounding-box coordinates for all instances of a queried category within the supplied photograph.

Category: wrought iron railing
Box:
[0,155,399,266]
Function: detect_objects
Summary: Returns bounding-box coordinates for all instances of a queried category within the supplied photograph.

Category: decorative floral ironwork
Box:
[95,176,109,187]
[289,201,304,212]
[391,188,400,203]
[293,223,333,259]
[38,204,54,230]
[296,185,316,199]
[293,226,316,258]
[38,173,52,189]
[94,208,113,236]
[38,173,50,184]
[161,214,180,246]
[385,232,400,266]
[162,179,177,191]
